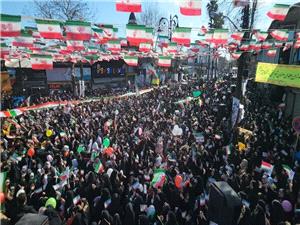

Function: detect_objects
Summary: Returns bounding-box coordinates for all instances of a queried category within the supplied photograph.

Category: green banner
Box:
[255,62,300,88]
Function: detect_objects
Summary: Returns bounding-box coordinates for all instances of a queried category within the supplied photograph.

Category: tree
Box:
[33,0,95,21]
[137,3,163,27]
[207,0,224,29]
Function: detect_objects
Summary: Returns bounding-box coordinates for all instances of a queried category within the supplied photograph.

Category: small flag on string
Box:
[270,29,289,41]
[73,195,81,205]
[267,4,290,21]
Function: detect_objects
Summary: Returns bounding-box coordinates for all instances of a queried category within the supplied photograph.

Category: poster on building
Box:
[255,62,300,88]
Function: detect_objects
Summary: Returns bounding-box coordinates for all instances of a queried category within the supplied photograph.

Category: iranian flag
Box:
[59,167,70,181]
[107,40,121,52]
[85,46,99,54]
[25,27,41,39]
[94,160,104,174]
[66,40,84,51]
[294,41,300,49]
[267,4,290,21]
[36,19,62,39]
[231,32,244,41]
[254,30,268,42]
[270,29,289,41]
[120,39,128,46]
[3,109,24,117]
[145,27,154,44]
[240,41,250,51]
[190,43,199,52]
[283,164,295,180]
[101,25,115,40]
[158,56,172,67]
[205,30,214,43]
[274,41,283,48]
[124,55,138,66]
[158,35,169,48]
[92,28,104,43]
[233,0,249,7]
[172,27,191,46]
[12,30,33,48]
[199,25,208,35]
[261,161,274,175]
[180,0,201,16]
[139,42,152,52]
[151,169,166,189]
[31,54,53,70]
[266,48,277,57]
[116,0,142,12]
[231,51,243,59]
[1,43,10,59]
[249,40,261,51]
[167,42,177,53]
[212,29,228,45]
[261,41,272,49]
[0,14,21,37]
[283,41,293,51]
[65,20,91,40]
[126,24,146,46]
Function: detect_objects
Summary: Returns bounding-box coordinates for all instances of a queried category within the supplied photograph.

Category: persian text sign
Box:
[255,62,300,88]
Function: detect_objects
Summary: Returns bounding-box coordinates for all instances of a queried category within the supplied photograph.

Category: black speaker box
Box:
[208,181,242,225]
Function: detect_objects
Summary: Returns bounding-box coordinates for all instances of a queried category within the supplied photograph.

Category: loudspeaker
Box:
[208,181,242,225]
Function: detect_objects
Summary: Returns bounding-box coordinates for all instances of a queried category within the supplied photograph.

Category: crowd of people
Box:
[0,75,299,225]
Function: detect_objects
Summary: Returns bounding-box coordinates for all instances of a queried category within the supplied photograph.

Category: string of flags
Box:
[0,2,299,69]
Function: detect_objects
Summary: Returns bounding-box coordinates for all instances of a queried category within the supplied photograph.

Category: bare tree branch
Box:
[33,0,95,21]
[137,3,163,28]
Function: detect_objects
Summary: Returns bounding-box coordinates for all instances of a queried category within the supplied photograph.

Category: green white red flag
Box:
[66,40,84,51]
[151,169,166,189]
[36,19,63,39]
[283,164,295,180]
[145,27,154,44]
[274,41,283,48]
[158,35,169,48]
[94,160,104,174]
[283,41,293,51]
[261,161,274,175]
[270,29,289,41]
[158,56,172,67]
[266,48,277,57]
[126,24,146,46]
[99,25,115,41]
[107,40,121,52]
[233,0,249,7]
[254,30,268,42]
[267,4,290,21]
[249,40,261,51]
[167,42,177,53]
[261,41,272,49]
[1,43,10,59]
[199,25,208,35]
[120,39,128,46]
[240,41,250,51]
[31,54,53,70]
[294,41,300,49]
[92,28,104,43]
[116,0,142,12]
[0,14,21,37]
[190,43,199,52]
[212,29,228,45]
[139,42,152,52]
[65,20,91,40]
[231,51,243,59]
[231,32,244,41]
[124,55,138,66]
[205,30,214,43]
[172,27,191,46]
[180,0,201,16]
[2,109,24,117]
[12,30,33,48]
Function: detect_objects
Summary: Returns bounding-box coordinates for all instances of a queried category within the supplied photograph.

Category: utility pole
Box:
[236,0,257,99]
